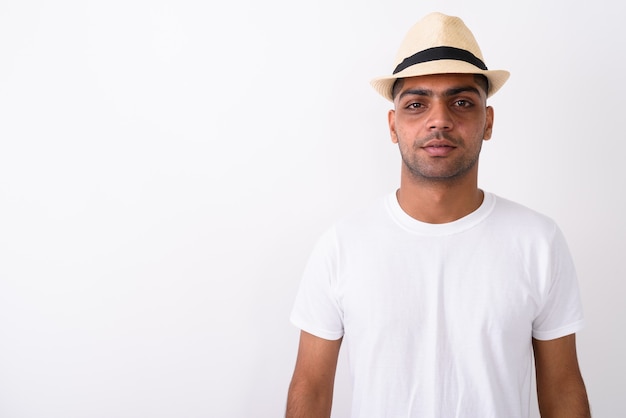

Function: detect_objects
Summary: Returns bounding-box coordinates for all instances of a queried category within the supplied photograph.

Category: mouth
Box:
[422,142,456,157]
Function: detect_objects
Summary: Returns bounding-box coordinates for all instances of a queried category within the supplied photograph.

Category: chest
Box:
[337,234,540,345]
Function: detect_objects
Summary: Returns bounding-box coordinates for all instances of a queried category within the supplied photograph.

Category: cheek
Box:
[394,129,413,148]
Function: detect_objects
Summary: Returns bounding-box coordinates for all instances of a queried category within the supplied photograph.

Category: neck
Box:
[396,168,484,224]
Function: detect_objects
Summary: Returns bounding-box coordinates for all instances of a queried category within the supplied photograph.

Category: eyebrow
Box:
[398,85,482,101]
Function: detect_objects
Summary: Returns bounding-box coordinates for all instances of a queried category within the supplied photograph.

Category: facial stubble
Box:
[397,131,484,184]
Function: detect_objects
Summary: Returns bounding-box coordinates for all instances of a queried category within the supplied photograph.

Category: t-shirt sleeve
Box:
[290,228,344,341]
[532,225,585,340]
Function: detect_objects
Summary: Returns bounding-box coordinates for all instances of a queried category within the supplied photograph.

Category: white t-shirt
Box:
[290,191,584,418]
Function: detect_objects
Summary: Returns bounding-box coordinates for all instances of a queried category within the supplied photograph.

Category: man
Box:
[286,12,590,418]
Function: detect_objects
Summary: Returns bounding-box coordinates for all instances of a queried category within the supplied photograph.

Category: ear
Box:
[388,109,398,143]
[483,106,495,141]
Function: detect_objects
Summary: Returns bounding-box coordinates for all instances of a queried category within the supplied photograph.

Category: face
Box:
[388,73,494,184]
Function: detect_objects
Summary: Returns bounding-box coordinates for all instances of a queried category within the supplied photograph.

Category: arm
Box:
[533,334,591,418]
[286,330,343,418]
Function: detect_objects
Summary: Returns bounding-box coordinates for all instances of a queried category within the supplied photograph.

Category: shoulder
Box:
[489,193,559,234]
[483,193,573,255]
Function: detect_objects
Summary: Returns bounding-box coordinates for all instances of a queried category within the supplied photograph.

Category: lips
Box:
[422,140,457,157]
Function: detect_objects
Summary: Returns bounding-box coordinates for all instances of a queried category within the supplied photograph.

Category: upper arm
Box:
[532,334,590,417]
[286,331,342,417]
[291,330,342,387]
[533,334,582,384]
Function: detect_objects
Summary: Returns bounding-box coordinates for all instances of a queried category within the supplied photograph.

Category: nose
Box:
[426,100,453,131]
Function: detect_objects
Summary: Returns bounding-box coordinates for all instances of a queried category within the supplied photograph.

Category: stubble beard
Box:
[398,132,482,184]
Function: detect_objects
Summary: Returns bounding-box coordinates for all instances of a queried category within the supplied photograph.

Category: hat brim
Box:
[370,60,510,102]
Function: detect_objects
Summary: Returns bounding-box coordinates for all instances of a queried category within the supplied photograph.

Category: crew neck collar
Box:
[386,190,496,236]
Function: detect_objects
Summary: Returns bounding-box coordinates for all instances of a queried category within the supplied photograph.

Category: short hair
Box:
[473,74,489,97]
[391,78,405,101]
[391,74,490,100]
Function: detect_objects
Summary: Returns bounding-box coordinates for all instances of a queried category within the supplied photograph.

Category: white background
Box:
[0,0,623,417]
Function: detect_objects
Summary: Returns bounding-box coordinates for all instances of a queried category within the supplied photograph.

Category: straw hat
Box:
[370,12,510,101]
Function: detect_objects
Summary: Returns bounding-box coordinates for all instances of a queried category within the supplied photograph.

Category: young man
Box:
[286,12,590,418]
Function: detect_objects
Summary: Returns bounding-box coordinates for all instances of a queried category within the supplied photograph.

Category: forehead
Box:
[398,73,483,95]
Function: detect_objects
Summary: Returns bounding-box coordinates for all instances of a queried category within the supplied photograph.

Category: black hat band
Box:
[393,46,488,74]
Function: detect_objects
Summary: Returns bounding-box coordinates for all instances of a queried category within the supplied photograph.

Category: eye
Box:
[454,99,473,108]
[406,102,423,109]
